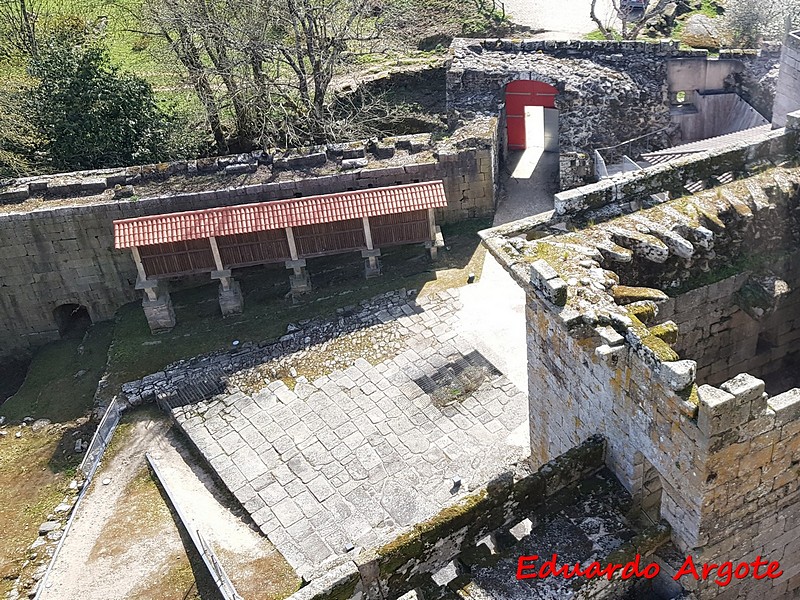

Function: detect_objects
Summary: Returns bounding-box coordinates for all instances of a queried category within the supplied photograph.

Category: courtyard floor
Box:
[173,288,529,578]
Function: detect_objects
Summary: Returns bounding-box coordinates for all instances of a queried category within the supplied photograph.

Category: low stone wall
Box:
[553,112,800,215]
[0,122,498,359]
[280,437,608,600]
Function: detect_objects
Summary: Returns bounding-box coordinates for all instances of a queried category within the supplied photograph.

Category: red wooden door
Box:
[505,80,557,151]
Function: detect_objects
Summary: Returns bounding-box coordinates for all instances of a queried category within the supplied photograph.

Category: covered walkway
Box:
[114,181,448,332]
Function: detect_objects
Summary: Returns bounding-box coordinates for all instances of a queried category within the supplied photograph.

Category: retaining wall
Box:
[0,125,498,358]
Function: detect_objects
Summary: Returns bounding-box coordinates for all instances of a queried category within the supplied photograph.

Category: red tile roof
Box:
[114,180,447,249]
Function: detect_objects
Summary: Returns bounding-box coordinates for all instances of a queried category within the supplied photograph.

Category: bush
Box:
[26,31,177,170]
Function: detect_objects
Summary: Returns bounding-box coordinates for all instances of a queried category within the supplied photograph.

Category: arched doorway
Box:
[504,80,558,151]
[53,304,92,339]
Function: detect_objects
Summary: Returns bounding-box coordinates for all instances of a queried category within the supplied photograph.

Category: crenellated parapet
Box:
[481,161,800,599]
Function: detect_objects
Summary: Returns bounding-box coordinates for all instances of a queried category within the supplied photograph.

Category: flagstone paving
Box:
[173,290,528,577]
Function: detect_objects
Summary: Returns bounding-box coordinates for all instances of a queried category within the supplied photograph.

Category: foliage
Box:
[144,0,396,150]
[0,72,37,176]
[723,0,798,46]
[25,29,178,170]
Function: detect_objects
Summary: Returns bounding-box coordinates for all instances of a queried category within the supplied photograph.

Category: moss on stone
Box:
[641,334,680,362]
[375,489,489,576]
[678,383,700,407]
[625,310,680,362]
[649,322,678,345]
[612,285,668,304]
[626,302,657,323]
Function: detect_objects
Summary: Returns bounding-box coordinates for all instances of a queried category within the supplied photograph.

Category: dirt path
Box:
[39,408,297,600]
[147,426,299,600]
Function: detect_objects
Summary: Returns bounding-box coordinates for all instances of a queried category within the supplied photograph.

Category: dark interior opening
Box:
[53,304,92,339]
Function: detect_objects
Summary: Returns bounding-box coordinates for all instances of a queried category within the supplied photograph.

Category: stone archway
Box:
[53,303,92,339]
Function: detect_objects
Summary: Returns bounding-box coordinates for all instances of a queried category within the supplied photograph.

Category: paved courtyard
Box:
[173,289,528,577]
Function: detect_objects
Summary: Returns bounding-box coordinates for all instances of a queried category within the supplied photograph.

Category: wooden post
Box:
[362,216,374,250]
[285,227,299,260]
[208,236,224,271]
[131,247,147,281]
[427,208,437,241]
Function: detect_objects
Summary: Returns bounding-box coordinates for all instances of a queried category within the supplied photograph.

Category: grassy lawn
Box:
[104,219,489,395]
[0,322,114,424]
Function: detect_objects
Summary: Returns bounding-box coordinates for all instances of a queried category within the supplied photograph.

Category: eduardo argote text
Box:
[517,554,783,587]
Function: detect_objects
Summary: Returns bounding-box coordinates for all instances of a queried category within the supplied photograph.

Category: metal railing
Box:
[146,452,244,600]
[78,397,122,482]
[34,397,123,600]
[594,127,670,174]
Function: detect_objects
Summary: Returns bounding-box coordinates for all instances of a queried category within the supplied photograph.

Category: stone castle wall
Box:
[773,31,800,128]
[0,126,498,358]
[482,163,800,599]
[657,255,800,390]
[448,39,780,185]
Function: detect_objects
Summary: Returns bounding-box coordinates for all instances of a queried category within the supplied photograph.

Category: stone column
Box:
[286,259,312,294]
[136,277,175,333]
[361,249,382,278]
[212,269,243,316]
[424,208,444,260]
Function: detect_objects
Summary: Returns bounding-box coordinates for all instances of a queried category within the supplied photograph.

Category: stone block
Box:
[342,158,369,170]
[658,360,696,391]
[289,269,312,295]
[697,384,738,437]
[218,279,244,317]
[142,292,176,333]
[768,389,800,426]
[720,373,765,405]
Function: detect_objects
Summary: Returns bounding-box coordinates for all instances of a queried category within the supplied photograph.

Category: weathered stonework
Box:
[0,124,498,358]
[773,31,800,128]
[482,161,800,599]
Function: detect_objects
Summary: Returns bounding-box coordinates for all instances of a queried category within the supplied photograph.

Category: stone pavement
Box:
[173,290,528,578]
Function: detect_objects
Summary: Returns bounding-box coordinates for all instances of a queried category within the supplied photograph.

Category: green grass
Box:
[585,29,622,41]
[0,322,114,423]
[103,220,490,393]
[671,0,722,40]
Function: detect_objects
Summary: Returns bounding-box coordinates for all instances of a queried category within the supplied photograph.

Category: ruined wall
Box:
[773,31,800,128]
[554,114,799,215]
[448,39,679,162]
[0,127,498,358]
[657,255,800,391]
[482,164,800,599]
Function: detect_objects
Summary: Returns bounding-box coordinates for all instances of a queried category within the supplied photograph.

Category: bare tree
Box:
[144,0,381,150]
[590,0,674,40]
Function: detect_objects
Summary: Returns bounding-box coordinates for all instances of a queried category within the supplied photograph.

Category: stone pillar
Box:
[425,209,444,260]
[212,270,243,316]
[136,278,175,333]
[361,249,382,278]
[772,30,800,128]
[286,259,312,294]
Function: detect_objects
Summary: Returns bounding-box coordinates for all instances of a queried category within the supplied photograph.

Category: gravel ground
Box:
[504,0,619,38]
